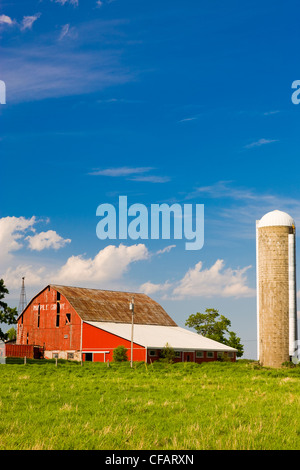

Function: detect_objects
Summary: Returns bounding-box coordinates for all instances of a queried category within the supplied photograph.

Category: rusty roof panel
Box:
[50,285,177,326]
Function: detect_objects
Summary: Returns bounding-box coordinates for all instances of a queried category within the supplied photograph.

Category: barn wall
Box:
[147,349,236,363]
[17,286,82,357]
[82,323,146,362]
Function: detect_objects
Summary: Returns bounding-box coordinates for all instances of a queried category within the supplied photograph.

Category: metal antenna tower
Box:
[18,277,27,315]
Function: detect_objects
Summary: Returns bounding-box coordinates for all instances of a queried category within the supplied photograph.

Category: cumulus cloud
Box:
[2,243,149,291]
[0,216,72,277]
[0,216,150,294]
[140,281,172,296]
[173,259,255,299]
[0,14,14,25]
[26,230,71,251]
[138,259,255,300]
[2,265,46,290]
[0,216,36,261]
[55,244,149,284]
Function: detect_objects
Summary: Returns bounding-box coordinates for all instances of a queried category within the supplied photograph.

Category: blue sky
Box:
[1,0,300,358]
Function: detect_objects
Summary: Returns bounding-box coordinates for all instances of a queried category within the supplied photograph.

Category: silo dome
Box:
[258,210,295,228]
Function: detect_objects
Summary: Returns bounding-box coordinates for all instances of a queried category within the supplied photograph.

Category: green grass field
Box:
[0,359,299,450]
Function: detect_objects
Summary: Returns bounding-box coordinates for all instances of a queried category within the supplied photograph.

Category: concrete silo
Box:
[256,210,298,367]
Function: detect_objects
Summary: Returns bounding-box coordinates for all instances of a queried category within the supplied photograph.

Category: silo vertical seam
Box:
[288,232,297,356]
[256,220,260,361]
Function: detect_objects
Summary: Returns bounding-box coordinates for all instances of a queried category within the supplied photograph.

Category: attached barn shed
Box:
[16,285,237,363]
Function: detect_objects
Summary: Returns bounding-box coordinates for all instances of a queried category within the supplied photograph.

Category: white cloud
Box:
[1,244,149,291]
[0,215,149,294]
[172,259,255,299]
[0,216,36,262]
[55,243,149,284]
[58,24,77,41]
[177,117,198,123]
[26,230,71,251]
[21,13,41,31]
[263,110,280,116]
[54,0,79,5]
[89,167,154,177]
[138,258,255,300]
[140,281,172,296]
[156,245,176,255]
[59,23,70,40]
[0,216,72,281]
[244,138,278,149]
[0,14,14,25]
[2,265,46,290]
[129,175,171,183]
[1,17,138,103]
[184,181,300,240]
[89,166,170,183]
[1,41,134,103]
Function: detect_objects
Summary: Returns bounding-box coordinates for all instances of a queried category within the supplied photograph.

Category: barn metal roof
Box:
[85,321,237,351]
[51,285,177,326]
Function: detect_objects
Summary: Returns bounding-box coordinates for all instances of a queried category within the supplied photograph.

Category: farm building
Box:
[0,341,44,363]
[16,285,237,363]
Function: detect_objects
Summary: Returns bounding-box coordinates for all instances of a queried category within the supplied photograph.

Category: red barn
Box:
[16,285,237,363]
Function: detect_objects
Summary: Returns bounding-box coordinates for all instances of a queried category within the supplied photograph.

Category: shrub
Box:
[113,345,128,362]
[159,343,175,363]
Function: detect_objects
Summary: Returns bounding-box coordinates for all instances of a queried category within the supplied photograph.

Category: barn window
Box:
[149,350,156,357]
[196,351,204,358]
[57,292,61,301]
[228,352,234,358]
[52,353,59,359]
[57,302,60,314]
[85,353,93,362]
[26,333,29,345]
[207,351,214,358]
[56,312,60,327]
[66,313,71,324]
[67,353,74,360]
[37,304,40,328]
[174,351,181,358]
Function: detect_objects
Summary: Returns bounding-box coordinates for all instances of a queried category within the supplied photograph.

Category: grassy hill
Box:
[0,360,299,450]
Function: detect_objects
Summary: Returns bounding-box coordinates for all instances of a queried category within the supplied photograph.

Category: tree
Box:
[113,345,128,362]
[6,327,17,341]
[0,279,18,341]
[226,331,244,358]
[159,343,175,363]
[185,308,244,358]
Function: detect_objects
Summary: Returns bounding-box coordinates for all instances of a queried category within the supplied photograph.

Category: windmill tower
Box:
[18,277,27,316]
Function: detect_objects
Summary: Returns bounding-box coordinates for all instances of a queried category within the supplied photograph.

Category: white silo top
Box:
[258,210,295,228]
